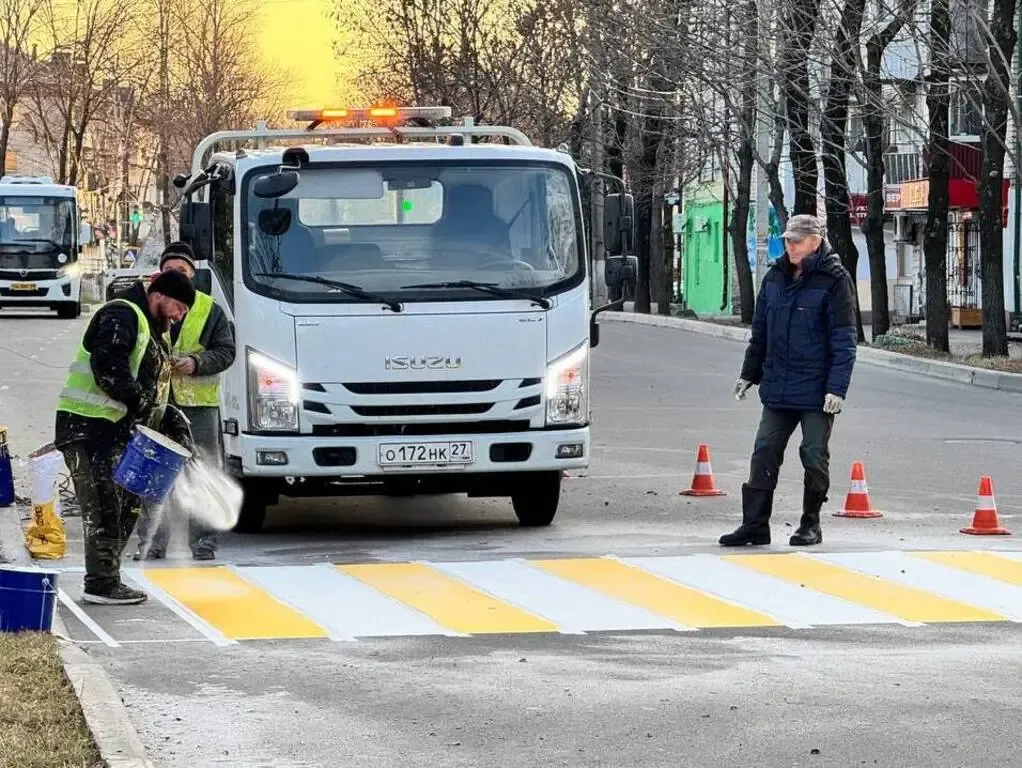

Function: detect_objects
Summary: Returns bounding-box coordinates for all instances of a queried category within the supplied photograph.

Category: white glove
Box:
[823,393,844,414]
[734,379,753,401]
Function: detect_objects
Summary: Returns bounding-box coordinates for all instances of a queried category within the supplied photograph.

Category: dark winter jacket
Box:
[169,296,235,387]
[55,281,189,449]
[740,246,857,411]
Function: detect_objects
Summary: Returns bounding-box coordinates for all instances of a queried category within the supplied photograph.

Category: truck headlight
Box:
[58,262,81,279]
[545,343,589,425]
[247,349,299,432]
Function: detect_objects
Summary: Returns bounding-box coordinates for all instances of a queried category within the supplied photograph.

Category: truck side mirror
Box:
[589,298,626,348]
[180,198,213,262]
[603,193,635,256]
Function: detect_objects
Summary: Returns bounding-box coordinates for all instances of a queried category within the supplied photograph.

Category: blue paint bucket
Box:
[112,425,192,503]
[0,426,15,507]
[0,566,60,633]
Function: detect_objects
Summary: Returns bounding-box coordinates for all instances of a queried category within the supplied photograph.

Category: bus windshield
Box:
[243,162,583,303]
[0,195,76,271]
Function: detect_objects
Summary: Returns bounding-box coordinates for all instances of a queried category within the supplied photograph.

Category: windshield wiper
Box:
[254,272,404,312]
[8,238,62,249]
[401,280,552,309]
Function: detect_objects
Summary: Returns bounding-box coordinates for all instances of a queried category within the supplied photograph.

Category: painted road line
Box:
[625,554,901,628]
[815,552,1022,622]
[141,567,329,641]
[532,557,781,629]
[990,551,1022,563]
[338,562,559,635]
[725,553,1005,625]
[237,564,460,639]
[430,558,689,634]
[912,551,1022,587]
[125,568,236,647]
[58,589,121,648]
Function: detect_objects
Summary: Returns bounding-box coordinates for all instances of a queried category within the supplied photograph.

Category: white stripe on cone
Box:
[695,462,712,475]
[849,480,868,494]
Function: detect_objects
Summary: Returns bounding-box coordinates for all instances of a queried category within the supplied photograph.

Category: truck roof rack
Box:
[190,113,533,176]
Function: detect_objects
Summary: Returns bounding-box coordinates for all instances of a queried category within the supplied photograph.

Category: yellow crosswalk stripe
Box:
[532,557,781,628]
[144,567,329,640]
[912,551,1022,587]
[337,563,558,635]
[724,554,1005,623]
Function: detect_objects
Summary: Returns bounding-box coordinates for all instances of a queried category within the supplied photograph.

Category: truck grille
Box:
[340,380,501,395]
[0,269,59,281]
[312,420,532,437]
[350,403,493,417]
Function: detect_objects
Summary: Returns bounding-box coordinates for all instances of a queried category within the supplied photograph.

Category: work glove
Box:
[823,394,844,414]
[734,379,753,401]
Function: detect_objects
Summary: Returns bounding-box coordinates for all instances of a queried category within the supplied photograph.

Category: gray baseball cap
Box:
[781,214,825,240]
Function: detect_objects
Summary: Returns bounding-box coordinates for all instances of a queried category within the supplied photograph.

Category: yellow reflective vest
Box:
[169,290,220,407]
[56,299,167,423]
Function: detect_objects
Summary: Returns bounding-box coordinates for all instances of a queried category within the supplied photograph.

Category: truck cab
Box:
[175,107,628,532]
[0,176,89,318]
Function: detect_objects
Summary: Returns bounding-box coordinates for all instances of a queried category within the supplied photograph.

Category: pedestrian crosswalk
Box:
[57,550,1022,647]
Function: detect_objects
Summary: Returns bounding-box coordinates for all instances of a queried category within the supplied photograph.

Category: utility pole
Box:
[753,0,773,292]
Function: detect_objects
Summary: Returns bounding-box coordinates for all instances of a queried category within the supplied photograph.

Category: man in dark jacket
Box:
[135,242,235,560]
[55,270,197,604]
[720,214,857,548]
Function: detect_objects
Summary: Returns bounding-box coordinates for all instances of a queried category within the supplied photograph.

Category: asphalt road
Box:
[2,307,1021,768]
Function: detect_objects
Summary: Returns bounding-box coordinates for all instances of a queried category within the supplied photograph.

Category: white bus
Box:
[174,106,630,532]
[0,176,89,318]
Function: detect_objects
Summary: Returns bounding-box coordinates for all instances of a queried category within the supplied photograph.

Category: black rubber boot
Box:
[719,484,774,547]
[790,486,825,546]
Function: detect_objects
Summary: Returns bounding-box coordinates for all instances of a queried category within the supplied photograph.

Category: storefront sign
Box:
[900,179,930,209]
[884,186,902,211]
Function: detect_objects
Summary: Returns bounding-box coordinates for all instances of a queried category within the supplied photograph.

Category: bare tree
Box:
[924,0,951,352]
[781,0,822,215]
[0,0,43,177]
[820,0,866,341]
[976,0,1018,356]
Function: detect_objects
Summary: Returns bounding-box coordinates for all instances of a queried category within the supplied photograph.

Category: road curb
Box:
[53,612,156,768]
[602,312,1022,392]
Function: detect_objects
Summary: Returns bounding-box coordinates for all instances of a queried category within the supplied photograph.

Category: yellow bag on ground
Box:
[24,446,66,560]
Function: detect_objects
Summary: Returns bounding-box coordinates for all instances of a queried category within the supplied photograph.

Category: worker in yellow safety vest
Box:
[54,269,196,605]
[134,242,236,561]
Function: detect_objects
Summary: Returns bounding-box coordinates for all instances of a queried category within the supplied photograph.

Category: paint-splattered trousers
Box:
[136,406,222,554]
[59,438,141,595]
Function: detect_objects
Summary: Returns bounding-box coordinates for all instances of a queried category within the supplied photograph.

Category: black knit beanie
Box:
[148,268,196,307]
[159,241,197,270]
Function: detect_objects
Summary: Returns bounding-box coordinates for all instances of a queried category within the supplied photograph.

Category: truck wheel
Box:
[232,480,276,533]
[57,302,80,319]
[511,471,561,527]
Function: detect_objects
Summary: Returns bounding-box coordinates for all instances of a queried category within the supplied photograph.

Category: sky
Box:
[255,0,349,109]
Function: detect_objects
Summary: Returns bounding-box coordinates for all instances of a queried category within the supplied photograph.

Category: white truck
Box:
[173,106,631,532]
[0,175,89,318]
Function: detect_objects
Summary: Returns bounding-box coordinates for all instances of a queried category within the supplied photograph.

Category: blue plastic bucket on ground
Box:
[112,425,192,503]
[0,426,15,507]
[0,566,60,633]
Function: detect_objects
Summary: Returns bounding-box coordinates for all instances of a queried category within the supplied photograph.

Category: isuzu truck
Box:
[174,106,630,532]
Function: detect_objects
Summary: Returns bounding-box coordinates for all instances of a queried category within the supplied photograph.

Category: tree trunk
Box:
[780,0,821,216]
[766,92,790,231]
[821,0,866,342]
[863,0,918,340]
[0,110,11,178]
[634,184,654,314]
[649,194,667,314]
[924,0,951,352]
[977,0,1017,356]
[730,0,756,324]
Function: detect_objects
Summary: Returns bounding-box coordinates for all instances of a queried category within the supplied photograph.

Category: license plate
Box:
[377,441,474,466]
[10,282,37,291]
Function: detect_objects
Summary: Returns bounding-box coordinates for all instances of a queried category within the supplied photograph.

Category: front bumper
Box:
[0,278,76,306]
[232,426,590,478]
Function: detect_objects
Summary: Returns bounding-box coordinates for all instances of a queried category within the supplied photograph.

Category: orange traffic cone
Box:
[961,476,1011,535]
[680,444,726,497]
[832,462,883,518]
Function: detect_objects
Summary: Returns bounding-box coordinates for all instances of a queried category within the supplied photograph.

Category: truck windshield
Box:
[243,162,583,303]
[0,195,76,271]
